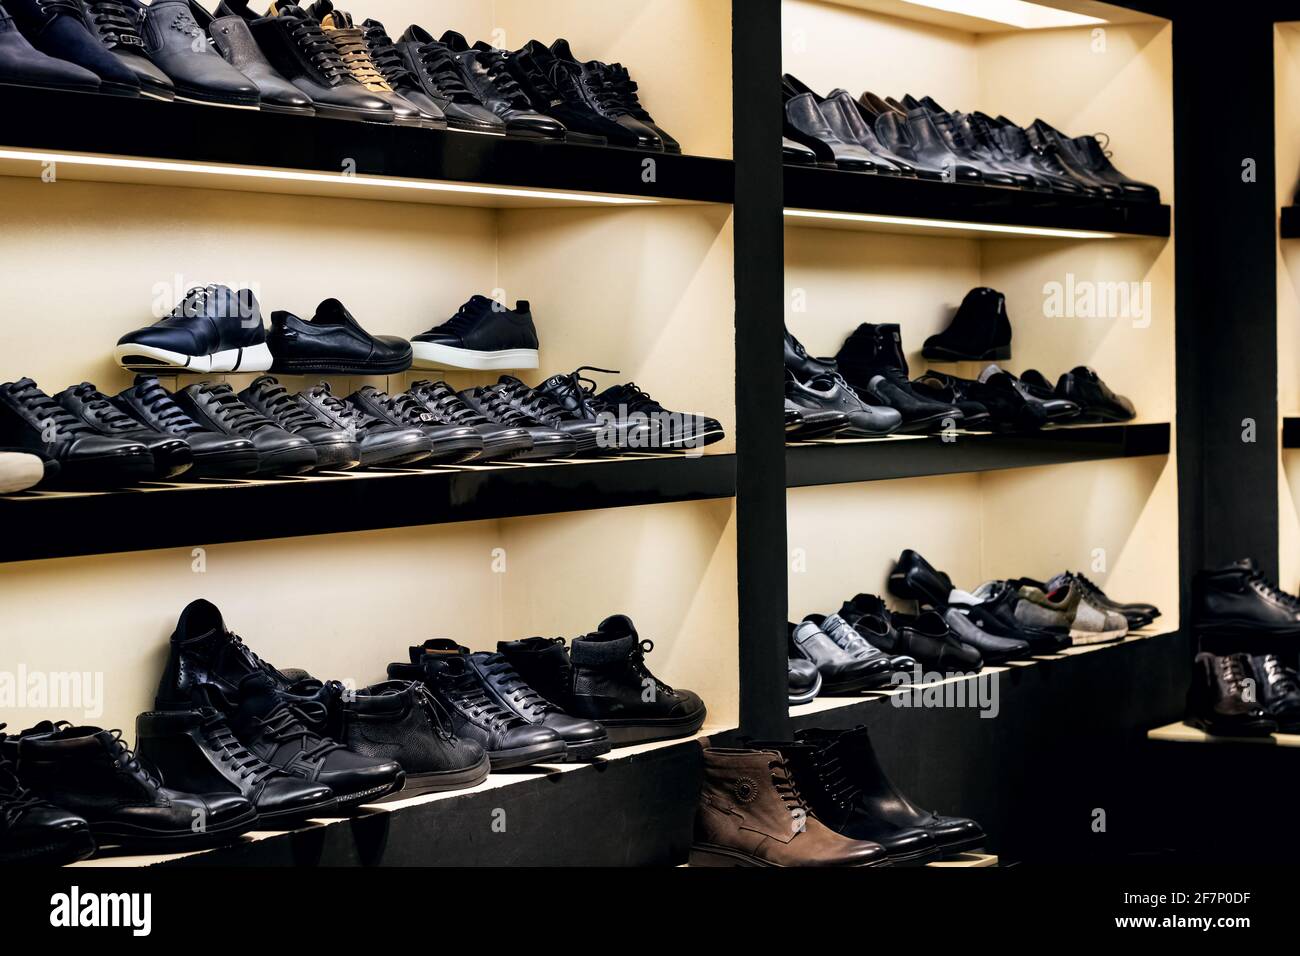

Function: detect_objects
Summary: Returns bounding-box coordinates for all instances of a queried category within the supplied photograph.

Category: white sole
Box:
[410,343,538,371]
[0,452,45,493]
[114,341,273,374]
[1068,628,1128,645]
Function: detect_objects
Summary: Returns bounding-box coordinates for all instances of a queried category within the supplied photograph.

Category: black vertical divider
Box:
[732,0,790,739]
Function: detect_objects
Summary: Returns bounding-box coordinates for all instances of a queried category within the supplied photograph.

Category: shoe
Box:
[601,60,678,152]
[536,367,656,451]
[788,620,893,694]
[784,400,850,441]
[459,386,575,459]
[977,364,1078,427]
[858,97,952,180]
[1054,366,1135,423]
[238,375,360,471]
[1253,654,1300,733]
[835,324,963,434]
[288,677,490,795]
[784,90,884,172]
[0,2,99,92]
[0,378,155,486]
[199,2,314,114]
[946,581,1072,654]
[786,370,902,437]
[915,99,1023,188]
[588,380,726,451]
[307,1,431,125]
[506,40,627,146]
[405,379,532,462]
[438,31,564,139]
[908,371,991,430]
[549,38,662,150]
[493,375,605,456]
[389,641,567,770]
[824,88,931,177]
[980,115,1091,195]
[1066,131,1160,203]
[784,133,827,166]
[357,16,445,125]
[689,747,889,867]
[155,599,292,711]
[218,0,394,122]
[838,594,981,673]
[888,548,955,607]
[794,726,986,857]
[411,295,539,371]
[0,734,95,865]
[6,721,257,849]
[134,706,338,826]
[134,0,259,107]
[1010,579,1128,644]
[114,284,272,374]
[79,0,173,96]
[0,449,46,493]
[55,381,193,479]
[396,26,504,133]
[6,0,137,93]
[941,606,1032,664]
[268,299,412,375]
[894,105,983,183]
[1184,653,1277,737]
[922,288,1012,362]
[112,374,259,478]
[1046,571,1159,630]
[1029,119,1157,201]
[1024,118,1122,198]
[496,636,579,712]
[951,110,1054,190]
[784,326,838,383]
[467,651,611,761]
[174,382,317,475]
[567,616,707,744]
[1193,558,1300,636]
[346,385,483,463]
[296,381,432,467]
[788,658,822,705]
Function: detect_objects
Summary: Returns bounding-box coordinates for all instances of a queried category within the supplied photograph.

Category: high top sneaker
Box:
[792,726,984,858]
[922,287,1012,362]
[388,641,566,769]
[689,747,888,867]
[405,379,533,461]
[55,381,194,479]
[835,323,962,433]
[307,0,430,126]
[1184,652,1277,737]
[6,721,257,848]
[155,598,292,709]
[497,636,578,711]
[1193,558,1300,639]
[567,615,706,745]
[0,730,95,865]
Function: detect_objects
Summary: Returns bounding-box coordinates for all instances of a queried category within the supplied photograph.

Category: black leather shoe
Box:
[909,371,991,430]
[56,381,193,479]
[1184,653,1277,737]
[155,598,291,709]
[785,400,850,441]
[112,374,259,477]
[1253,654,1300,733]
[0,740,95,865]
[836,324,962,433]
[309,2,430,125]
[497,636,580,713]
[406,379,532,462]
[1066,130,1160,202]
[944,581,1071,654]
[78,0,171,96]
[0,2,99,91]
[602,60,678,152]
[439,31,564,139]
[357,17,444,125]
[494,375,605,456]
[788,620,892,694]
[1054,366,1135,423]
[825,88,929,176]
[7,0,138,93]
[238,375,360,471]
[346,385,483,463]
[115,284,272,374]
[942,606,1032,664]
[468,651,611,761]
[805,613,906,677]
[412,295,539,371]
[396,26,504,133]
[268,298,411,375]
[974,365,1077,429]
[390,641,567,769]
[795,726,985,857]
[786,369,902,437]
[884,609,981,673]
[784,326,838,382]
[589,380,726,451]
[536,367,655,452]
[550,38,661,150]
[1025,119,1121,198]
[8,721,257,849]
[1194,558,1300,637]
[888,548,955,606]
[507,40,627,146]
[897,106,982,183]
[199,3,313,114]
[923,287,1012,361]
[982,115,1090,195]
[0,378,154,486]
[174,382,317,475]
[296,382,432,467]
[133,0,258,107]
[785,91,883,172]
[135,706,337,825]
[783,135,818,165]
[459,385,575,459]
[788,658,821,705]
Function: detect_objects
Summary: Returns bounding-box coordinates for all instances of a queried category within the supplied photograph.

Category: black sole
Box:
[821,668,897,695]
[0,830,96,866]
[1184,716,1278,737]
[187,450,261,478]
[309,442,362,471]
[50,453,158,488]
[601,707,707,746]
[474,433,535,461]
[270,359,414,375]
[425,436,486,464]
[253,796,341,828]
[375,756,490,798]
[563,737,613,761]
[488,742,568,770]
[254,448,318,476]
[258,103,316,117]
[90,806,259,850]
[331,775,407,810]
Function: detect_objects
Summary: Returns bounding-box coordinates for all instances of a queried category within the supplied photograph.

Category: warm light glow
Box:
[899,0,1105,29]
[0,149,658,206]
[783,207,1118,239]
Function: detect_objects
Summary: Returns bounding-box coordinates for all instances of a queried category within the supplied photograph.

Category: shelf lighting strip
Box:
[0,148,659,206]
[783,207,1119,239]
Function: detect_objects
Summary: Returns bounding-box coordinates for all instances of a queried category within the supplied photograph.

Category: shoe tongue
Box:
[269,2,308,18]
[408,638,468,664]
[323,9,353,28]
[235,671,281,718]
[439,29,469,51]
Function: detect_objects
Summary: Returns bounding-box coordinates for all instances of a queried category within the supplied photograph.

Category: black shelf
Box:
[1282,206,1300,238]
[0,87,734,205]
[786,423,1170,487]
[1283,417,1300,446]
[0,453,736,563]
[784,165,1171,237]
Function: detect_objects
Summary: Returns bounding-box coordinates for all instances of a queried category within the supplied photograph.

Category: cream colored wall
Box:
[1277,25,1300,588]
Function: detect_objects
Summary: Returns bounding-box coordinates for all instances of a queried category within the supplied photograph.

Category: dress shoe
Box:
[788,620,893,694]
[978,365,1079,427]
[916,99,1022,188]
[133,0,258,107]
[493,375,606,456]
[358,17,445,125]
[690,747,889,867]
[0,449,46,493]
[411,295,539,371]
[781,76,902,174]
[782,135,818,165]
[1054,366,1135,423]
[829,89,936,177]
[1067,131,1160,202]
[951,110,1052,190]
[602,60,678,152]
[83,0,174,100]
[785,90,884,172]
[804,612,908,674]
[908,371,990,430]
[0,1,99,91]
[786,370,902,437]
[898,107,982,183]
[1184,652,1277,737]
[1194,558,1300,636]
[788,658,821,705]
[346,385,483,463]
[7,0,137,93]
[982,115,1090,195]
[784,400,850,440]
[115,284,272,374]
[296,381,432,467]
[56,381,193,479]
[406,379,533,461]
[888,548,955,606]
[199,2,313,114]
[396,26,503,133]
[112,374,259,478]
[1253,654,1300,733]
[439,31,564,139]
[1046,570,1159,629]
[0,738,95,865]
[942,606,1032,663]
[238,375,361,471]
[268,299,411,375]
[946,581,1071,653]
[174,382,317,475]
[459,385,575,459]
[549,38,661,150]
[307,2,432,125]
[506,40,615,145]
[1025,119,1122,198]
[1011,579,1128,645]
[0,378,154,486]
[784,326,838,382]
[835,323,962,433]
[922,287,1012,362]
[886,610,983,673]
[154,598,291,708]
[135,706,337,825]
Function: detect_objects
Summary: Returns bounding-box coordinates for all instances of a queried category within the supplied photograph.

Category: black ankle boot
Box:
[922,287,1012,362]
[0,730,96,865]
[1193,558,1300,637]
[1184,652,1277,737]
[835,324,962,434]
[496,636,578,711]
[156,598,289,708]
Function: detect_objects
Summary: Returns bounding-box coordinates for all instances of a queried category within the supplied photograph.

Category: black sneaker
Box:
[411,295,539,371]
[536,367,655,451]
[505,41,612,146]
[406,379,533,461]
[174,382,317,476]
[113,374,259,478]
[358,17,446,125]
[310,1,433,127]
[346,385,483,463]
[0,735,96,865]
[459,385,575,459]
[0,378,155,486]
[55,381,194,479]
[396,26,505,133]
[494,375,605,455]
[1253,654,1300,733]
[238,375,360,471]
[114,285,271,374]
[835,323,962,434]
[389,640,567,770]
[439,30,565,139]
[589,380,725,451]
[548,38,662,150]
[267,298,412,375]
[296,381,432,467]
[600,60,679,153]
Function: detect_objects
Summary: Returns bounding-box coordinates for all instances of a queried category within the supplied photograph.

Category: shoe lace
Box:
[1247,572,1300,610]
[517,53,563,105]
[199,710,277,785]
[360,20,412,87]
[1092,132,1112,157]
[475,48,529,106]
[86,0,146,48]
[1260,655,1300,696]
[481,655,554,720]
[329,26,392,91]
[446,676,519,732]
[434,298,491,335]
[410,381,486,426]
[498,379,566,423]
[204,385,277,434]
[290,18,349,84]
[411,683,458,742]
[468,388,531,426]
[628,639,674,695]
[581,68,628,116]
[414,42,474,101]
[251,380,318,432]
[133,379,200,433]
[769,757,812,817]
[378,390,433,426]
[105,729,160,787]
[34,0,84,18]
[69,384,141,434]
[810,746,859,810]
[604,382,662,414]
[256,700,345,763]
[302,383,367,435]
[0,758,48,827]
[602,63,650,119]
[5,380,93,437]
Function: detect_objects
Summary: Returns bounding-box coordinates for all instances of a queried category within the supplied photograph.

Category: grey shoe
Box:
[786,371,902,437]
[788,620,893,694]
[1009,580,1128,645]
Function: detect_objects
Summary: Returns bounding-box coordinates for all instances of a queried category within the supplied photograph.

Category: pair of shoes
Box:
[784,327,902,438]
[835,323,965,434]
[788,615,914,694]
[839,593,985,672]
[1184,652,1281,737]
[691,726,984,867]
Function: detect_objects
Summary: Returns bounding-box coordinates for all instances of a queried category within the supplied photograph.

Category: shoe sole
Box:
[309,440,362,471]
[426,435,487,464]
[89,805,259,850]
[1067,628,1127,645]
[1193,618,1300,636]
[1184,716,1278,737]
[688,843,889,867]
[887,843,944,866]
[788,671,823,706]
[252,795,340,828]
[114,341,273,374]
[374,755,491,799]
[936,835,987,858]
[254,445,318,476]
[473,431,535,462]
[270,355,414,375]
[0,452,46,493]
[563,736,613,761]
[331,774,407,811]
[0,830,97,865]
[410,343,539,371]
[645,427,727,451]
[172,90,260,110]
[922,345,1011,362]
[821,667,896,695]
[312,103,396,124]
[600,706,707,747]
[187,448,261,478]
[514,434,577,460]
[488,741,568,770]
[48,451,158,488]
[359,433,434,468]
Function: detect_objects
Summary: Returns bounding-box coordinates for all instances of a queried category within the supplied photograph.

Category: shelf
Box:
[1283,417,1300,447]
[1281,206,1300,238]
[0,87,734,208]
[1147,722,1300,748]
[785,422,1170,487]
[784,165,1171,239]
[0,452,736,563]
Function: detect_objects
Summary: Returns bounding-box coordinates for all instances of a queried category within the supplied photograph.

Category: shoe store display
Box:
[174,381,318,475]
[55,381,194,478]
[114,284,272,374]
[346,384,483,463]
[1183,652,1278,737]
[112,374,260,477]
[296,381,432,467]
[1193,558,1300,636]
[238,375,361,471]
[411,295,539,371]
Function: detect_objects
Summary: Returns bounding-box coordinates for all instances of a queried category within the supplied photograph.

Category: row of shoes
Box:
[781,74,1159,203]
[0,0,678,149]
[1184,650,1300,738]
[692,726,984,867]
[788,551,1160,704]
[0,598,706,865]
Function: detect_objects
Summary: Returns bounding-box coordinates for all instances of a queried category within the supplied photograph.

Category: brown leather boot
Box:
[689,747,889,866]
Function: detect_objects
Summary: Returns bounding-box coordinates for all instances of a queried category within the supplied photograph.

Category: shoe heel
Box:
[887,571,918,600]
